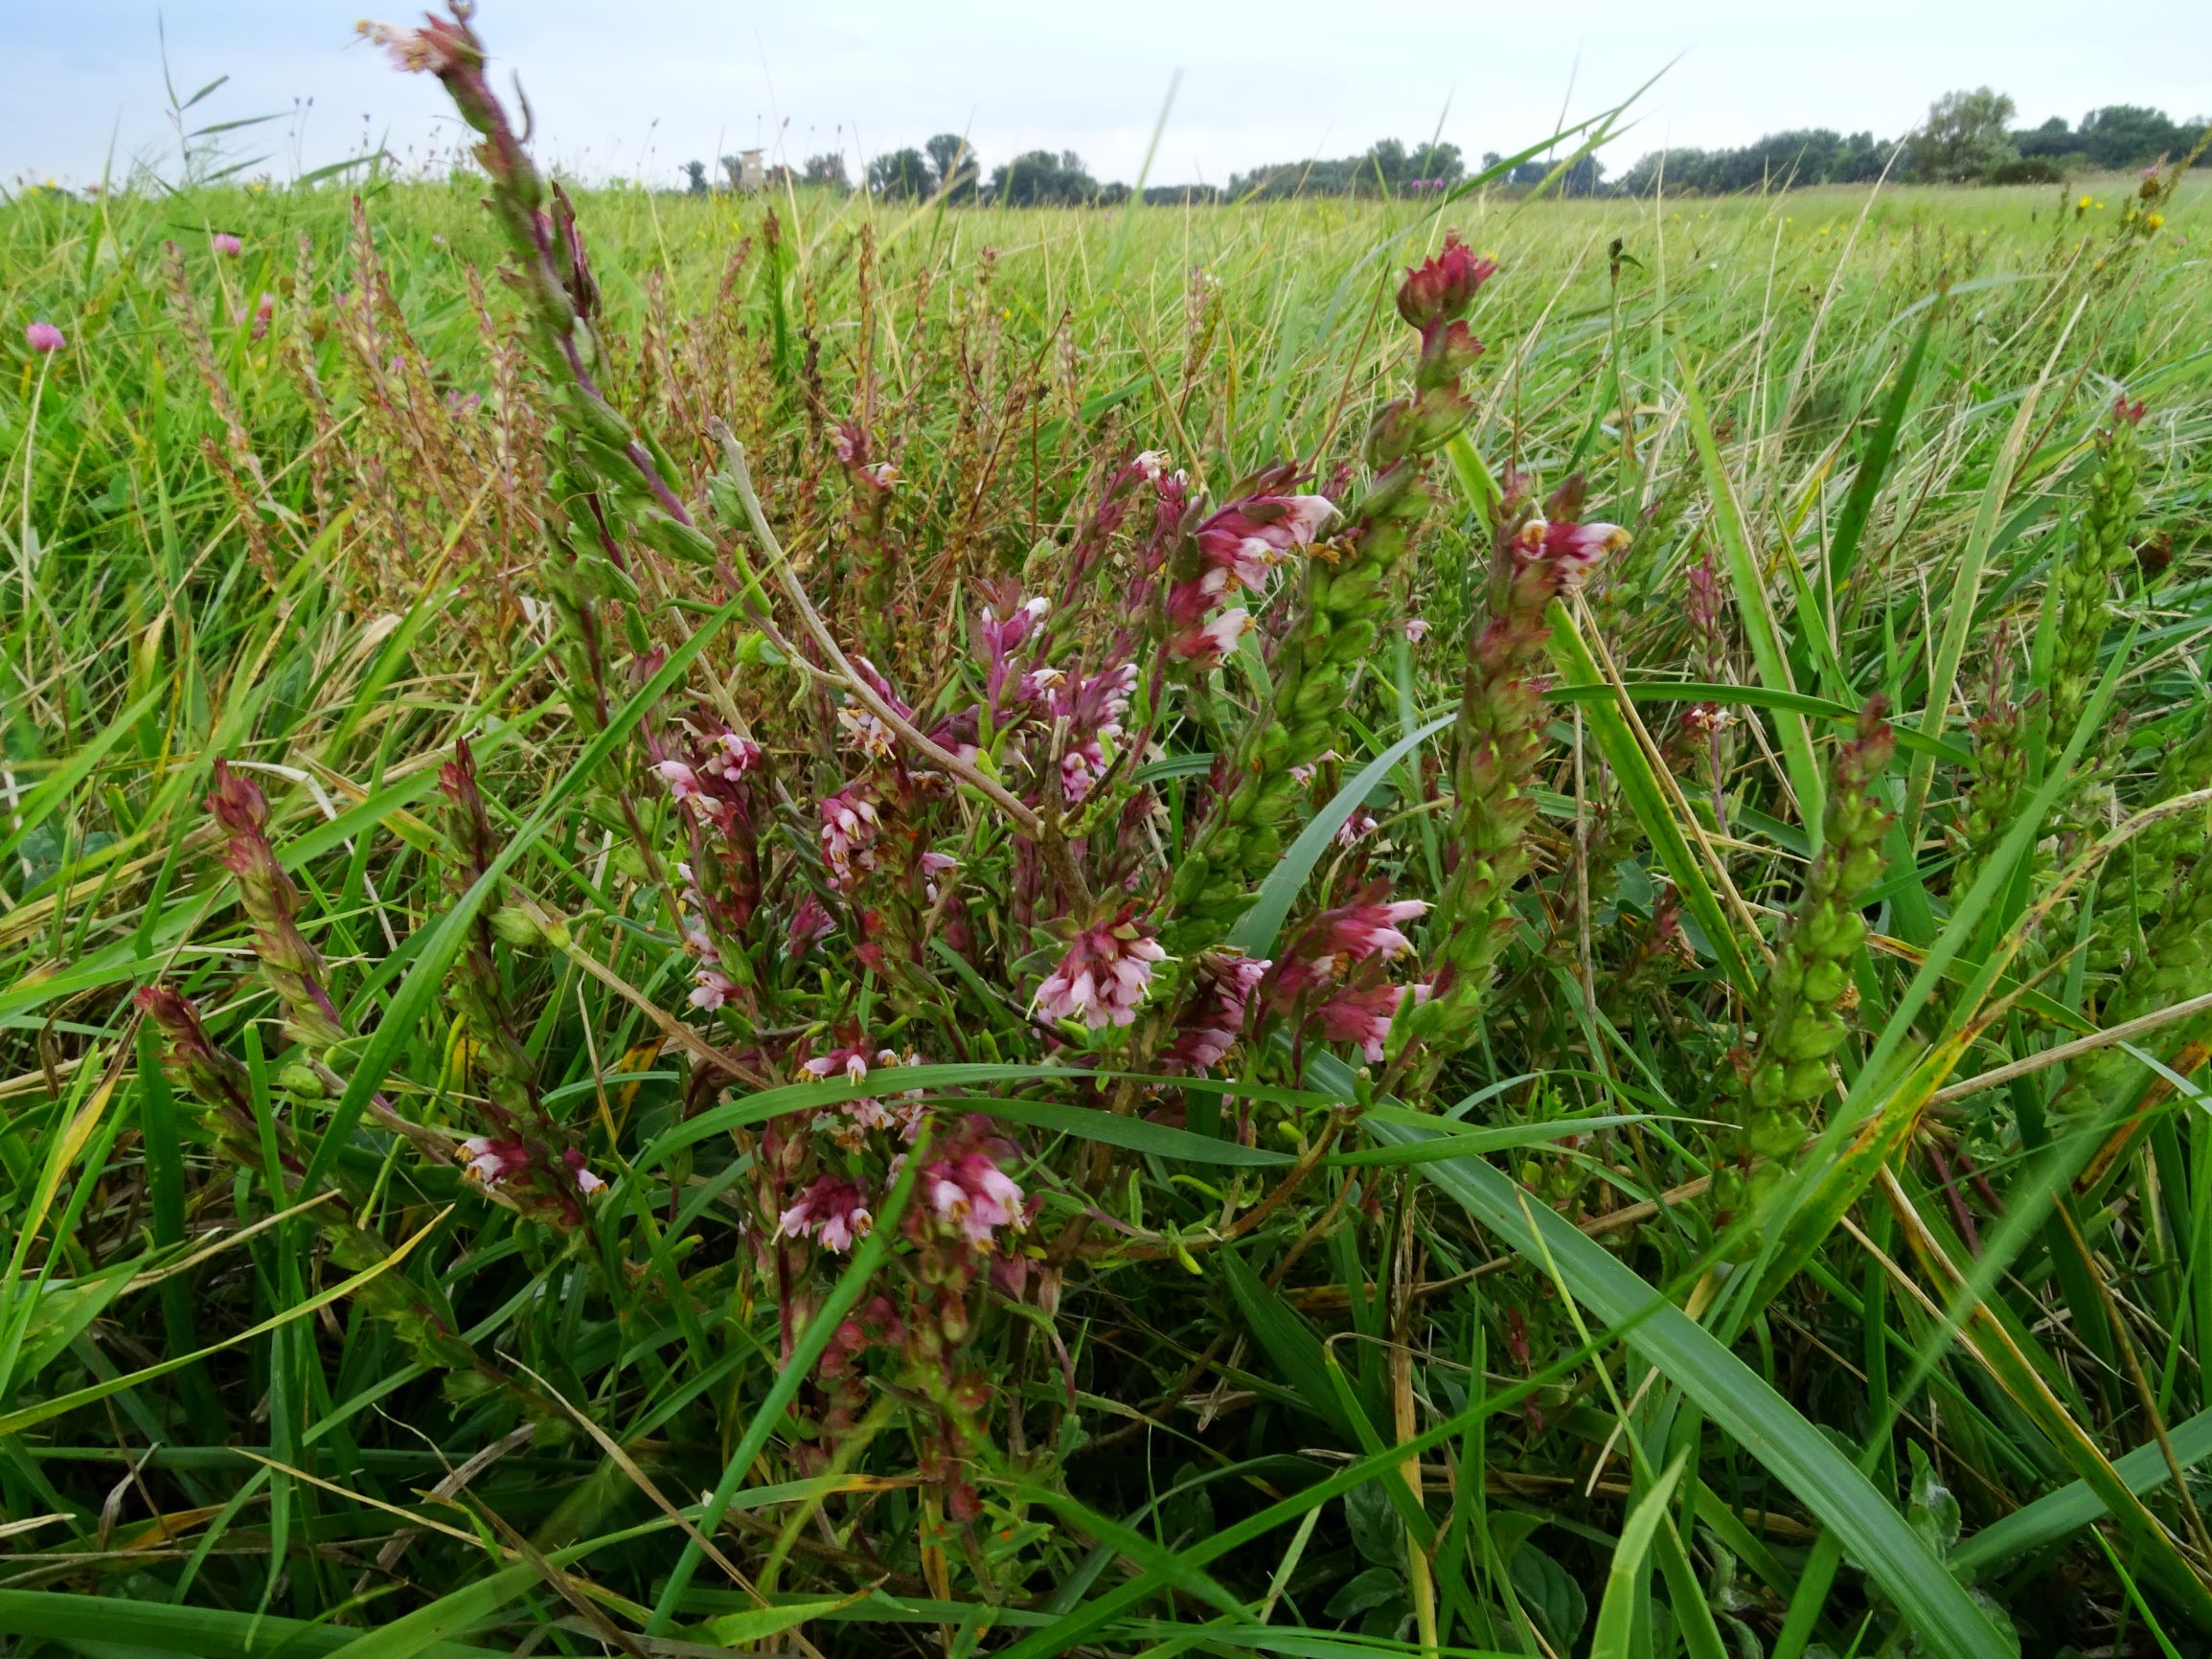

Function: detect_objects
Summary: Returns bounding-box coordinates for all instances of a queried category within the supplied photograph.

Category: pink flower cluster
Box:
[654,732,764,829]
[802,1045,926,1149]
[1166,479,1338,667]
[1269,890,1431,1061]
[462,1135,604,1194]
[780,1174,875,1252]
[25,321,64,353]
[1510,514,1631,587]
[1040,662,1138,803]
[1166,949,1271,1072]
[910,1119,1029,1248]
[1275,895,1425,994]
[1038,910,1167,1029]
[819,788,881,889]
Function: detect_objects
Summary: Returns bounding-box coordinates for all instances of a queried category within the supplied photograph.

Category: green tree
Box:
[924,132,979,200]
[1908,87,2018,182]
[681,159,708,195]
[802,151,851,192]
[2077,104,2186,169]
[989,148,1098,206]
[867,148,932,199]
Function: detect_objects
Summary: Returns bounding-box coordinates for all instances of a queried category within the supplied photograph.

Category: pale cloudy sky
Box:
[7,1,2208,190]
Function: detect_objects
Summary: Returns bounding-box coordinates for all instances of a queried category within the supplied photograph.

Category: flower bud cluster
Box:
[1718,701,1896,1222]
[1166,237,1496,948]
[1405,480,1628,1061]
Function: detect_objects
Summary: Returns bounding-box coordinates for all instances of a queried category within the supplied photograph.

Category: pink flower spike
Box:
[780,1176,875,1253]
[213,232,243,257]
[787,894,834,957]
[1038,911,1167,1029]
[25,321,64,352]
[1167,949,1272,1073]
[818,789,880,888]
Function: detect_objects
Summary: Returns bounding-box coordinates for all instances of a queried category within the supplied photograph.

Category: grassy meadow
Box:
[2,97,2210,1659]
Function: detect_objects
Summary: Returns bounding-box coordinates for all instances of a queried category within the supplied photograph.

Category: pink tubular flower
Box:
[1512,514,1631,586]
[1312,982,1429,1062]
[655,758,704,807]
[1167,949,1272,1072]
[912,1119,1028,1247]
[787,893,834,956]
[688,967,738,1011]
[818,789,880,888]
[1133,449,1171,480]
[699,732,762,783]
[780,1175,876,1253]
[212,232,243,257]
[560,1147,606,1194]
[801,1045,877,1085]
[1037,910,1167,1029]
[25,321,64,352]
[1402,616,1430,645]
[1169,605,1251,666]
[461,1136,530,1184]
[1335,809,1380,847]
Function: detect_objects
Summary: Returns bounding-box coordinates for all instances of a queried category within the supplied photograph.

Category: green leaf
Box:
[1227,714,1453,958]
[1352,1089,2014,1659]
[0,1588,503,1657]
[1590,1452,1689,1659]
[1680,357,1827,847]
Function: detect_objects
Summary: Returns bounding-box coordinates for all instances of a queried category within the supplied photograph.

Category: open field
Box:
[2,83,2210,1659]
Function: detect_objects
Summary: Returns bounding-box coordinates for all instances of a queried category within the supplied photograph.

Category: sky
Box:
[8,1,2210,191]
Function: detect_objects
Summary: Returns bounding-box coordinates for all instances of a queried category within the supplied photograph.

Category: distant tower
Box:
[739,148,765,193]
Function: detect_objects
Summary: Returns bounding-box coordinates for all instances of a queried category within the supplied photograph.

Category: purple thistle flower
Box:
[24,321,64,352]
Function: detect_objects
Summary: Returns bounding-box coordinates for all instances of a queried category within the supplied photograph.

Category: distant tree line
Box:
[1615,93,2206,195]
[678,94,2205,207]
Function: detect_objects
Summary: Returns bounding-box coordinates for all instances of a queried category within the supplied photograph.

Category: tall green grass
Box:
[1,150,2208,1657]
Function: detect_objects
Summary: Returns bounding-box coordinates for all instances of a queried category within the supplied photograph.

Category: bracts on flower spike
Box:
[206,761,346,1052]
[1396,480,1628,1077]
[1714,700,1895,1231]
[134,983,495,1380]
[439,739,605,1224]
[1164,234,1495,952]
